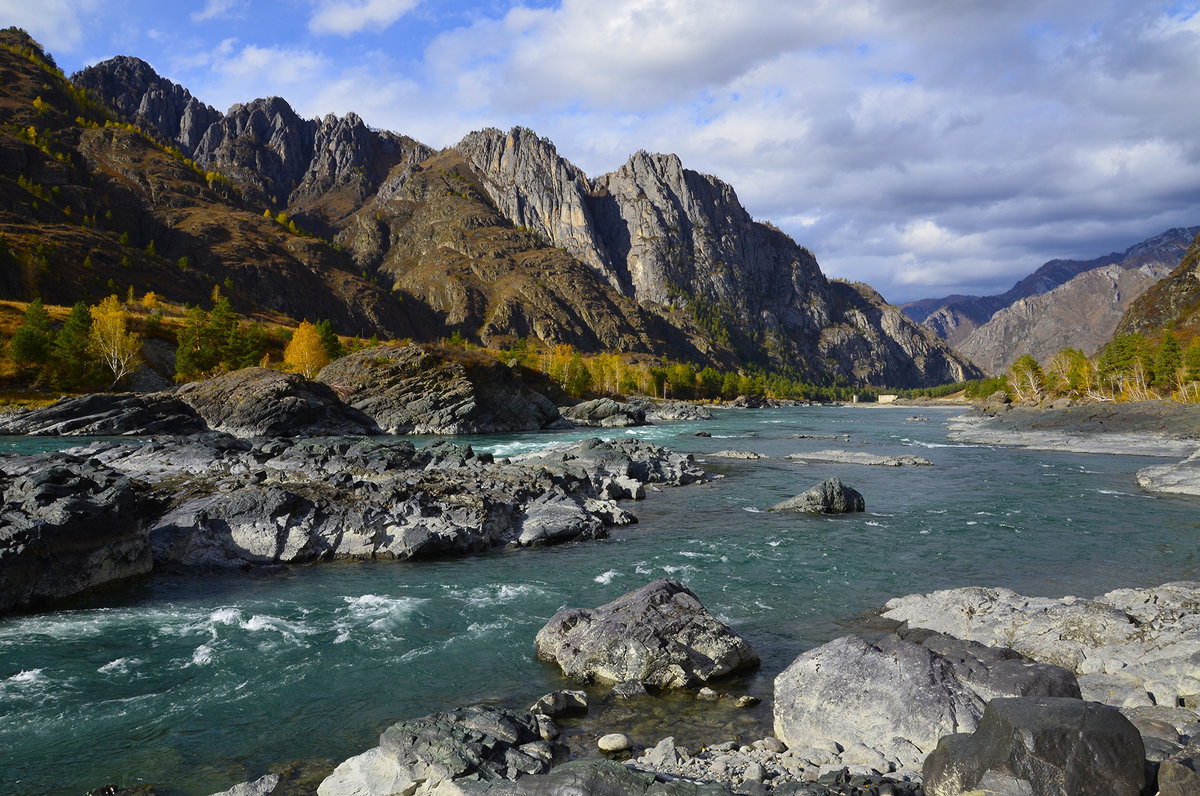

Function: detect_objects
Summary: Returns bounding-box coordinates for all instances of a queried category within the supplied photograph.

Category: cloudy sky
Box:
[6,0,1200,303]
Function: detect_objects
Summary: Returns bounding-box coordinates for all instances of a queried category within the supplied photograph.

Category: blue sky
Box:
[5,0,1200,303]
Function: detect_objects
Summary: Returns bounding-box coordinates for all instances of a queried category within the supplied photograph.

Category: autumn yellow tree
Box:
[284,320,329,378]
[89,295,143,387]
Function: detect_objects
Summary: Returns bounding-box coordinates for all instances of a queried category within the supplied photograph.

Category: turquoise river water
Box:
[2,405,1199,795]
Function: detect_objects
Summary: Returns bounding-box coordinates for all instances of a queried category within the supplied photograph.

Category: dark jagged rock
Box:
[461,758,732,795]
[176,368,380,438]
[317,344,563,434]
[922,697,1145,796]
[317,705,567,796]
[25,434,699,570]
[560,398,647,428]
[0,459,151,615]
[73,55,221,154]
[535,578,760,689]
[0,392,206,436]
[773,633,1082,771]
[769,477,865,513]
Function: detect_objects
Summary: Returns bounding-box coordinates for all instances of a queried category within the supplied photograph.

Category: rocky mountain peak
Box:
[73,55,221,155]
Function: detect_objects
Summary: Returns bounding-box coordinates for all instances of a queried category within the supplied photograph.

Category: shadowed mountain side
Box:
[1115,229,1200,342]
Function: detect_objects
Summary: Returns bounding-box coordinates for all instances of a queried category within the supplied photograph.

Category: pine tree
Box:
[7,297,53,368]
[1185,339,1200,383]
[1155,333,1182,390]
[53,301,93,387]
[314,319,344,360]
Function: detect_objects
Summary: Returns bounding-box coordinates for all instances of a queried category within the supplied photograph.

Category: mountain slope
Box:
[1114,229,1200,342]
[904,228,1198,348]
[1,33,977,388]
[956,262,1175,374]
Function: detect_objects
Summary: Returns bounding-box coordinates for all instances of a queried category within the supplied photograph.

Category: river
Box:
[2,405,1198,795]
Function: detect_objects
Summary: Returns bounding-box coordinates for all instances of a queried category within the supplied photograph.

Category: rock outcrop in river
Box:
[0,435,705,615]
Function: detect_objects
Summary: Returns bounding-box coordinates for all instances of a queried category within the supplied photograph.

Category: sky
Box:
[4,0,1200,304]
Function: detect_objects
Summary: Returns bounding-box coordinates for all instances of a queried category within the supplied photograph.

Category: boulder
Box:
[560,398,647,428]
[922,697,1145,796]
[178,368,379,437]
[772,632,1081,770]
[1158,746,1200,796]
[535,579,759,689]
[206,773,282,796]
[317,344,563,434]
[0,391,206,436]
[317,705,567,796]
[769,477,864,513]
[0,460,151,615]
[883,582,1200,709]
[527,690,587,719]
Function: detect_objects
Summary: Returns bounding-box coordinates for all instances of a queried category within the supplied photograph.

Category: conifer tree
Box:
[53,301,93,387]
[1155,333,1182,390]
[314,319,344,360]
[7,297,53,368]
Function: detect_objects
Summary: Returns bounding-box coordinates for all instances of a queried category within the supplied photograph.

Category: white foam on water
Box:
[742,506,762,513]
[464,583,544,606]
[208,607,243,626]
[865,521,886,528]
[920,529,930,534]
[768,540,781,547]
[966,521,978,526]
[594,570,620,585]
[190,642,214,667]
[98,658,134,675]
[332,628,351,644]
[1,668,46,696]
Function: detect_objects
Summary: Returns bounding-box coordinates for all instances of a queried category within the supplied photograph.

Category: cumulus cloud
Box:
[191,0,247,23]
[309,0,422,35]
[0,0,98,52]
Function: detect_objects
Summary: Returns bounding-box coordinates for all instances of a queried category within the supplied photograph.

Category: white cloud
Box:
[191,0,246,23]
[309,0,422,36]
[0,0,98,52]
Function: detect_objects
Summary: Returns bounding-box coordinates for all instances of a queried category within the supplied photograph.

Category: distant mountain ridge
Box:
[1114,229,1200,342]
[903,227,1198,348]
[0,31,978,388]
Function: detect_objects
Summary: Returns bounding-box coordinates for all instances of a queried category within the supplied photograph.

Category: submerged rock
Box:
[922,697,1145,796]
[769,477,864,513]
[535,578,759,689]
[0,459,152,615]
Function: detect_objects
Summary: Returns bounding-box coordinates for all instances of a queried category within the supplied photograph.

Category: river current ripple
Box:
[2,405,1198,795]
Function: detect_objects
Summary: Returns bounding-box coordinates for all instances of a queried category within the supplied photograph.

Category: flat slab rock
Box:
[882,581,1200,713]
[785,450,932,467]
[535,578,759,689]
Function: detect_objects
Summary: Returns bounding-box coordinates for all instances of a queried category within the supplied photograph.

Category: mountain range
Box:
[0,28,977,389]
[903,227,1198,373]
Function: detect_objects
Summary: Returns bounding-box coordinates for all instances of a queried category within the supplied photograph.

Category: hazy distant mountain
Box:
[902,228,1198,351]
[1,29,977,388]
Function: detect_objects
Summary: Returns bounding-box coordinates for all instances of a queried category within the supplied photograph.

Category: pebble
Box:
[597,733,630,753]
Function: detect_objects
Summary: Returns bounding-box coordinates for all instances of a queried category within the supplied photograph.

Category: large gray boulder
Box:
[0,391,206,436]
[178,368,380,437]
[922,697,1145,796]
[772,632,1081,770]
[317,705,566,796]
[883,582,1200,711]
[0,460,151,615]
[535,579,759,689]
[317,344,563,434]
[769,477,864,513]
[560,398,647,428]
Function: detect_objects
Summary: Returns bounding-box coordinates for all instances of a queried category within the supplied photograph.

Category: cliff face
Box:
[958,263,1174,374]
[457,127,973,385]
[1115,230,1200,340]
[59,55,976,386]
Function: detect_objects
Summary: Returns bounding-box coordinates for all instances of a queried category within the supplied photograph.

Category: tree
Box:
[284,321,329,378]
[313,319,344,361]
[1007,354,1044,402]
[1155,333,1182,391]
[89,295,143,387]
[1185,338,1200,383]
[7,298,53,368]
[53,301,93,387]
